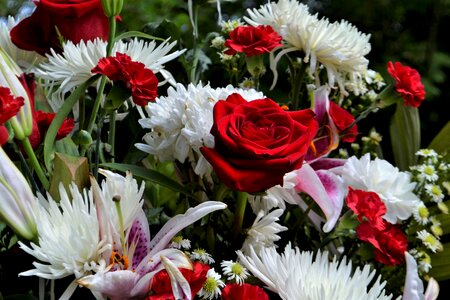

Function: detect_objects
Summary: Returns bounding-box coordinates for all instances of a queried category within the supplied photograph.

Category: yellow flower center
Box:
[418,206,429,219]
[231,262,244,275]
[203,277,218,293]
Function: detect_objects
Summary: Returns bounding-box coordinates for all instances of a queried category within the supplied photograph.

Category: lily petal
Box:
[161,255,192,300]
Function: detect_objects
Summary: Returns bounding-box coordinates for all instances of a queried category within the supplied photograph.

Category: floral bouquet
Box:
[0,0,449,299]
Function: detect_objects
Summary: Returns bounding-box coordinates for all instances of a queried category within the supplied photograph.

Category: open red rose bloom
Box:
[224,25,283,57]
[201,93,318,193]
[10,0,109,55]
[387,61,426,107]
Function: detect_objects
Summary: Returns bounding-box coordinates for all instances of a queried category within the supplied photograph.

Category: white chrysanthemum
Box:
[136,82,264,177]
[35,37,186,95]
[246,0,370,95]
[221,260,249,284]
[416,165,439,182]
[413,202,429,225]
[198,268,225,300]
[237,243,393,300]
[190,248,215,264]
[342,153,421,223]
[0,16,45,70]
[241,209,287,254]
[425,184,445,203]
[18,184,109,280]
[248,190,286,214]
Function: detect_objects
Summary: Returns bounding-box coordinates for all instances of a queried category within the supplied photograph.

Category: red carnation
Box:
[224,25,282,57]
[35,110,75,140]
[0,86,24,124]
[148,262,210,299]
[346,188,386,230]
[357,221,408,266]
[92,53,159,106]
[222,283,269,300]
[387,61,425,107]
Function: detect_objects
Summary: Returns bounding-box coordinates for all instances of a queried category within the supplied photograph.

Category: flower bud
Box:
[102,0,123,17]
[0,47,33,140]
[0,147,37,240]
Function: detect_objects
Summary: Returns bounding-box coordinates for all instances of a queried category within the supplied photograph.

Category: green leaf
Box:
[114,30,165,42]
[100,163,194,198]
[428,120,450,155]
[389,103,420,170]
[43,75,100,173]
[429,242,450,281]
[142,19,181,41]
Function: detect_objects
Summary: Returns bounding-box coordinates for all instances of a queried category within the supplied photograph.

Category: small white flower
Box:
[413,202,429,225]
[241,209,287,254]
[221,260,249,284]
[416,149,438,158]
[416,165,439,182]
[170,236,192,250]
[190,248,215,264]
[417,230,443,253]
[198,268,225,300]
[425,184,445,203]
[342,153,421,223]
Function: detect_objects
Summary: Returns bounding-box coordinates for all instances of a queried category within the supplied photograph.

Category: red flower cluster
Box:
[224,25,282,57]
[11,0,109,55]
[92,53,159,106]
[346,188,408,266]
[387,61,426,108]
[222,283,269,300]
[0,87,24,145]
[201,93,318,193]
[28,110,75,149]
[148,262,210,299]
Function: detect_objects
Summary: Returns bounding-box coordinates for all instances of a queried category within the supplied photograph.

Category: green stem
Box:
[232,191,247,239]
[20,138,49,190]
[290,62,307,110]
[108,110,116,163]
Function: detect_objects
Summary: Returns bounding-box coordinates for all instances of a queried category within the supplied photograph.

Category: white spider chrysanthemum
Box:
[237,244,393,300]
[190,248,215,264]
[0,16,45,70]
[246,0,371,95]
[221,260,249,284]
[241,209,287,254]
[198,268,225,300]
[136,82,264,177]
[342,153,421,223]
[18,184,109,280]
[35,37,186,95]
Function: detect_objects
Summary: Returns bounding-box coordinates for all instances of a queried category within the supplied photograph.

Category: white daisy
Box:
[241,209,288,254]
[35,37,186,96]
[198,268,225,300]
[221,260,249,284]
[170,235,192,250]
[424,184,445,203]
[341,153,421,223]
[19,183,110,280]
[237,243,393,300]
[190,248,215,264]
[416,149,438,158]
[417,230,443,253]
[136,82,264,177]
[416,165,439,182]
[413,202,429,225]
[0,16,45,71]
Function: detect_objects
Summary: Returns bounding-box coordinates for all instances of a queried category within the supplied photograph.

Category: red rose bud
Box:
[0,125,9,145]
[201,93,318,193]
[224,25,282,57]
[10,0,109,55]
[386,61,425,108]
[92,53,159,106]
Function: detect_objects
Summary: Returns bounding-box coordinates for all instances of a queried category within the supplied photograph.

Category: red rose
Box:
[200,93,318,193]
[92,53,159,106]
[148,262,210,299]
[387,61,425,107]
[346,188,386,230]
[222,283,269,300]
[10,0,109,55]
[224,25,282,57]
[329,102,358,143]
[357,221,407,266]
